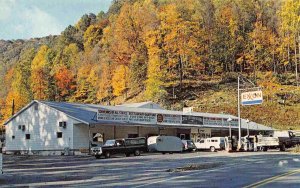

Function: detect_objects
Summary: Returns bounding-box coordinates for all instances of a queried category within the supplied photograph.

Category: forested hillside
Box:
[0,0,300,129]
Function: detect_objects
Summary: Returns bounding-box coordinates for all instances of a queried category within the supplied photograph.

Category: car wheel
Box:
[134,150,140,156]
[262,147,268,152]
[210,146,216,152]
[162,152,166,155]
[105,152,111,158]
[125,153,131,157]
[169,152,173,154]
[95,155,101,159]
[280,144,286,151]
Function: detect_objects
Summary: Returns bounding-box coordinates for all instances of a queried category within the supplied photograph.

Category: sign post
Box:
[237,74,263,151]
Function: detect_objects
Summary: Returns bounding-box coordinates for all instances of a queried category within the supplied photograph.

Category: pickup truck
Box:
[273,131,300,150]
[242,135,281,151]
[91,137,147,159]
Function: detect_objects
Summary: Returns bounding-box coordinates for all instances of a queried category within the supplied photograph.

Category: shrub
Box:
[291,145,300,153]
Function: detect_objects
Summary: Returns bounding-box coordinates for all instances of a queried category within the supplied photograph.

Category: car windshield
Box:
[104,140,115,146]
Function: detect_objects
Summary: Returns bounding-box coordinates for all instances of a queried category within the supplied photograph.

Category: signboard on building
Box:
[157,114,164,123]
[203,117,238,127]
[97,110,128,122]
[182,115,203,125]
[128,112,157,124]
[97,110,157,125]
[97,109,237,127]
[157,114,182,125]
[241,90,263,106]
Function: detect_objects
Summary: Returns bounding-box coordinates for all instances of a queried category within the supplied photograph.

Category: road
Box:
[0,151,300,187]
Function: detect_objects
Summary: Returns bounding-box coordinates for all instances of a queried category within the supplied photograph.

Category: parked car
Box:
[91,137,147,159]
[182,140,196,152]
[147,136,183,154]
[194,137,225,152]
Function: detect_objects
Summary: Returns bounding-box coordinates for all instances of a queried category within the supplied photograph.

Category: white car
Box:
[194,137,225,152]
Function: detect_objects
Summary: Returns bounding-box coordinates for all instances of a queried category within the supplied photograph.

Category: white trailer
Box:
[147,136,182,153]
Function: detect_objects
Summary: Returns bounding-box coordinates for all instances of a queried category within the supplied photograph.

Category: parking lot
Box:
[1,151,300,187]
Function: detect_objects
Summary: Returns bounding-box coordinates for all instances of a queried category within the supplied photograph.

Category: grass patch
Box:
[166,162,224,172]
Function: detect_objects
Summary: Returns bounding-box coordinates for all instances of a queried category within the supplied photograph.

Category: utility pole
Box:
[238,76,242,150]
[11,99,15,116]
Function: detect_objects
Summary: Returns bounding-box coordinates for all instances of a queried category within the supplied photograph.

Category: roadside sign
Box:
[241,90,263,105]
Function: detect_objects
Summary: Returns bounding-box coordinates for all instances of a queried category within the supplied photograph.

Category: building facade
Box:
[4,100,273,155]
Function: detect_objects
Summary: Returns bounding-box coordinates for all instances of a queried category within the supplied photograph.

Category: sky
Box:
[0,0,112,40]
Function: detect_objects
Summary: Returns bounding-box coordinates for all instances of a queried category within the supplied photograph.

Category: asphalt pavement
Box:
[0,151,300,187]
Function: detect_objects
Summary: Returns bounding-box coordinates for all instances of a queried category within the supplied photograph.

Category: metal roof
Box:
[4,100,273,131]
[117,101,164,109]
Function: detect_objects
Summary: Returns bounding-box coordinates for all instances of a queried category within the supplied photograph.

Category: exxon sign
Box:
[241,90,263,106]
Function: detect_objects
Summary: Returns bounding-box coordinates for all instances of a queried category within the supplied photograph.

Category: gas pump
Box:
[225,137,232,151]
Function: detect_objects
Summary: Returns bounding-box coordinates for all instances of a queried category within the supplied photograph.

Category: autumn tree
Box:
[30,45,52,100]
[160,2,204,89]
[112,65,129,97]
[279,0,300,86]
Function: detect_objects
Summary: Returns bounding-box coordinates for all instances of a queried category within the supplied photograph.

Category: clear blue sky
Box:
[0,0,112,40]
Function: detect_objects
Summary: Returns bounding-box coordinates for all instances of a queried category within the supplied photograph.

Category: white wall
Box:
[73,123,89,149]
[5,102,74,153]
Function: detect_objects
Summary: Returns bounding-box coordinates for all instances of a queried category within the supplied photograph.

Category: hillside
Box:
[120,73,300,130]
[0,0,300,130]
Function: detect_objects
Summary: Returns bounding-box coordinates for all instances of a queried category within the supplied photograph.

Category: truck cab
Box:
[273,130,300,150]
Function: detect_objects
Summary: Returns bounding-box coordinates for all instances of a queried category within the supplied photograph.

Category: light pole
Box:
[246,119,250,136]
[227,117,232,138]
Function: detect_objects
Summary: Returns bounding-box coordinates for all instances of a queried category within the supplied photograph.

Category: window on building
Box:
[57,132,63,138]
[18,125,21,130]
[26,134,30,140]
[59,122,67,128]
[22,125,26,131]
[12,135,15,139]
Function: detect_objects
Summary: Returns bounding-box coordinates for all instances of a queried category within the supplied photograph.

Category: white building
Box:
[4,100,273,155]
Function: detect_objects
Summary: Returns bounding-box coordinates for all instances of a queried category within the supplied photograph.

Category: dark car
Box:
[182,140,196,152]
[91,137,147,159]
